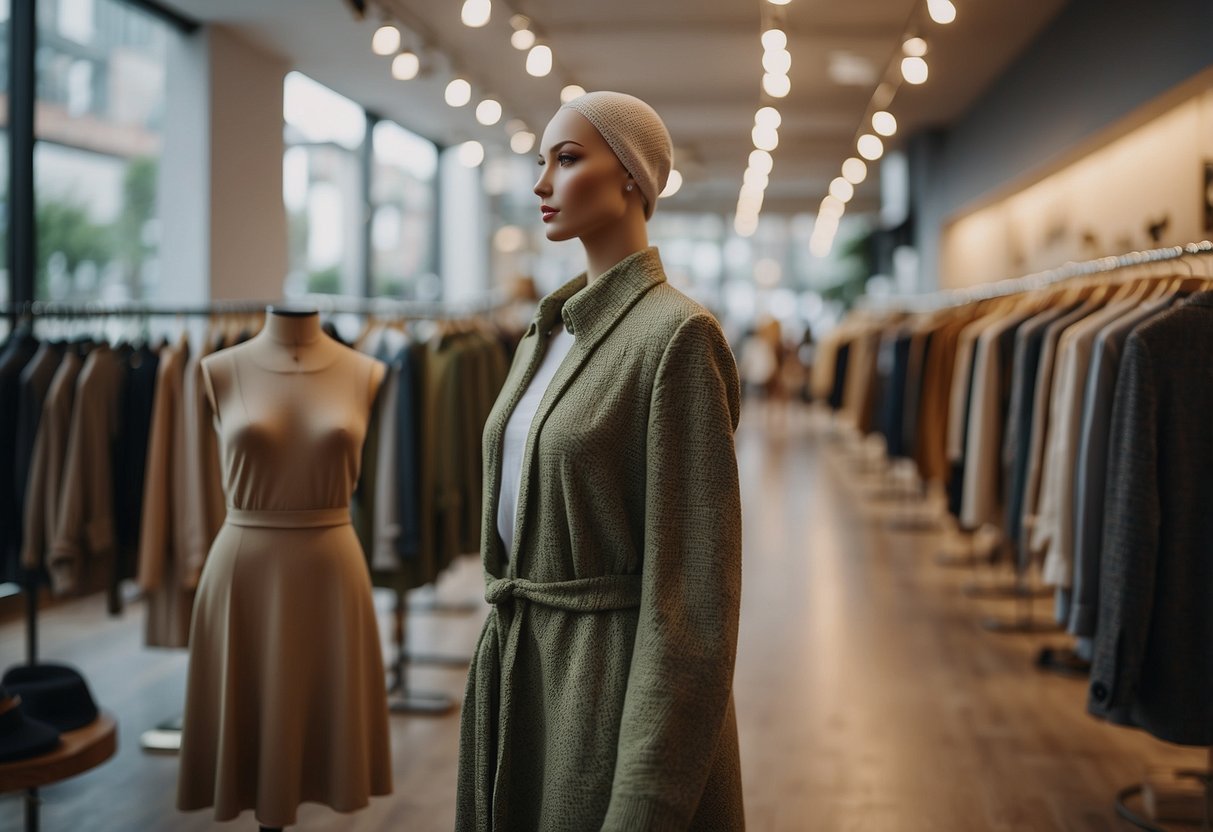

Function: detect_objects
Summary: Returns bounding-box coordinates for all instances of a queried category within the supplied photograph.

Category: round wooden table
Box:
[0,712,117,832]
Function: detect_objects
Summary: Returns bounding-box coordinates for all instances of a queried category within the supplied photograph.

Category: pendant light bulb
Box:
[526,44,553,77]
[762,48,792,76]
[901,56,928,85]
[445,78,472,108]
[752,124,779,152]
[762,73,791,98]
[828,177,854,203]
[391,51,420,80]
[660,169,683,198]
[372,24,401,56]
[841,157,867,184]
[761,28,787,51]
[755,106,782,129]
[560,84,587,104]
[510,130,536,154]
[749,149,774,175]
[872,111,897,136]
[457,140,485,168]
[857,134,884,160]
[927,0,957,25]
[510,28,535,50]
[476,99,502,126]
[461,0,491,28]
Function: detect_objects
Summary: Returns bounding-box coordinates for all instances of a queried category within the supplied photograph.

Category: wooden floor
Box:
[1,403,1203,831]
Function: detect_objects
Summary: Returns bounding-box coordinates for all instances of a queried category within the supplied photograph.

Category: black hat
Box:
[0,686,60,763]
[2,663,99,733]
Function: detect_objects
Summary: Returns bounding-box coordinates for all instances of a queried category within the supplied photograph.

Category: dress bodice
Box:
[202,346,378,514]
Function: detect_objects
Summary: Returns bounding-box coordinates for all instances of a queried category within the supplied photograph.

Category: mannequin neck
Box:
[264,308,322,346]
[249,307,338,373]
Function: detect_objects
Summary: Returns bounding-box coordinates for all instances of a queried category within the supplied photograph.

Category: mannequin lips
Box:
[540,204,559,222]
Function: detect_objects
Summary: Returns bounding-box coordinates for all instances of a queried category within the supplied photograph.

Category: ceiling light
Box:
[901,56,929,85]
[872,111,897,136]
[829,177,854,203]
[560,84,586,103]
[752,124,779,151]
[509,13,531,30]
[445,78,472,107]
[749,149,773,175]
[743,168,769,190]
[660,169,683,198]
[735,214,759,238]
[903,37,928,57]
[526,44,553,77]
[927,0,957,25]
[372,24,401,56]
[461,0,491,28]
[504,118,527,135]
[740,183,765,206]
[766,0,791,5]
[841,157,867,184]
[457,140,485,167]
[476,99,502,126]
[755,106,782,129]
[761,28,787,51]
[857,133,884,160]
[762,49,792,76]
[391,51,420,80]
[510,130,535,154]
[820,195,845,217]
[762,73,791,98]
[810,235,832,258]
[511,29,535,50]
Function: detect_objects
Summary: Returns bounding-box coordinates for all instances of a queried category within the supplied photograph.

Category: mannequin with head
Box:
[533,91,673,285]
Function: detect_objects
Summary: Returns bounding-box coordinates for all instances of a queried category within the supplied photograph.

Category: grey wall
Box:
[911,0,1213,288]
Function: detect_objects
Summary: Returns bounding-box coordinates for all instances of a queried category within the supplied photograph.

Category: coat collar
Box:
[528,247,667,343]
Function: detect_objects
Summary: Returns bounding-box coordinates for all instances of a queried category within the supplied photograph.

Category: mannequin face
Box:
[534,109,638,242]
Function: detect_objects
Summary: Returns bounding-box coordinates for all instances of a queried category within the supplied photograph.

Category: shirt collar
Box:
[528,247,666,344]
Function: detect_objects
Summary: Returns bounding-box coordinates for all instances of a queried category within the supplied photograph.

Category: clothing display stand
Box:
[386,589,458,716]
[1114,749,1213,832]
[3,294,507,751]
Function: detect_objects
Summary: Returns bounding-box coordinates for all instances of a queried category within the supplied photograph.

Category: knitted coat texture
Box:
[456,247,745,831]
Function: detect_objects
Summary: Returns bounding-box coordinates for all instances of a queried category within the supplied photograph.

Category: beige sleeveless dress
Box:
[177,338,392,826]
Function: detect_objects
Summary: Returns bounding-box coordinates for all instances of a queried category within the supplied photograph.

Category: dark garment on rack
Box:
[827,341,850,411]
[0,328,39,583]
[1088,291,1213,746]
[111,343,160,610]
[1069,299,1171,638]
[946,336,980,522]
[1001,303,1079,557]
[882,332,914,459]
[900,330,932,462]
[14,342,64,538]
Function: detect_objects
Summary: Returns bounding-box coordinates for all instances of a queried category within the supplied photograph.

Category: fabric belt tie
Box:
[224,506,351,529]
[471,572,643,828]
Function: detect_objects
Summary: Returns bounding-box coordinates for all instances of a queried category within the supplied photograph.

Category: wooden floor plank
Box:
[1,403,1202,830]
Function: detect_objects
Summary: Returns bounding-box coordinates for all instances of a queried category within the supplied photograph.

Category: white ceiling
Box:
[158,0,1068,217]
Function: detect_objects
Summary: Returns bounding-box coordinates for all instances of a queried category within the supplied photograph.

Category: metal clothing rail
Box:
[3,289,511,321]
[861,239,1213,312]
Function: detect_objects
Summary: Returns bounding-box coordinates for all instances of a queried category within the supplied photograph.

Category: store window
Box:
[282,71,365,297]
[370,119,437,298]
[33,0,168,303]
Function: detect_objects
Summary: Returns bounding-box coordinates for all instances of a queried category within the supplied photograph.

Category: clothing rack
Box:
[4,293,509,750]
[859,240,1213,313]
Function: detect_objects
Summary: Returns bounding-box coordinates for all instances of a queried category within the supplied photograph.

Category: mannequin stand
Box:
[386,589,457,716]
[1115,749,1213,831]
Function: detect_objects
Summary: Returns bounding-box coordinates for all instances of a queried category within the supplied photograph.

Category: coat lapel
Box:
[506,248,666,575]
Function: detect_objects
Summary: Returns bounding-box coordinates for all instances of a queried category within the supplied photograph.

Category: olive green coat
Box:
[456,248,745,831]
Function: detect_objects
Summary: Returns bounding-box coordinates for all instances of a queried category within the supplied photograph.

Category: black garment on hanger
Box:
[827,341,850,412]
[111,342,159,611]
[0,326,39,583]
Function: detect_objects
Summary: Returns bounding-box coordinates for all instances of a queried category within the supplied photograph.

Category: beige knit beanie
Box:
[560,91,673,220]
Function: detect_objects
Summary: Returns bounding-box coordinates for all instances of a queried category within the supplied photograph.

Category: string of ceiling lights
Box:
[358,0,686,195]
[360,0,584,169]
[809,0,958,257]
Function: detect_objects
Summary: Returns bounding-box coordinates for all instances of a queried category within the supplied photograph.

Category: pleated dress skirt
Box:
[177,507,392,826]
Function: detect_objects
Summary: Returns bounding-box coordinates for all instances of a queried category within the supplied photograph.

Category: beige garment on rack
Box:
[1019,298,1101,547]
[180,340,226,589]
[48,345,124,596]
[960,306,1037,530]
[945,311,1003,468]
[137,339,194,648]
[1035,299,1137,587]
[20,351,82,571]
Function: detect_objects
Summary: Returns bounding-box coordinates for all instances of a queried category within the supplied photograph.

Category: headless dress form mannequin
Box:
[177,307,392,829]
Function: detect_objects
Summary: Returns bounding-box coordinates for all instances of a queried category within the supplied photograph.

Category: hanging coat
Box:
[456,247,745,831]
